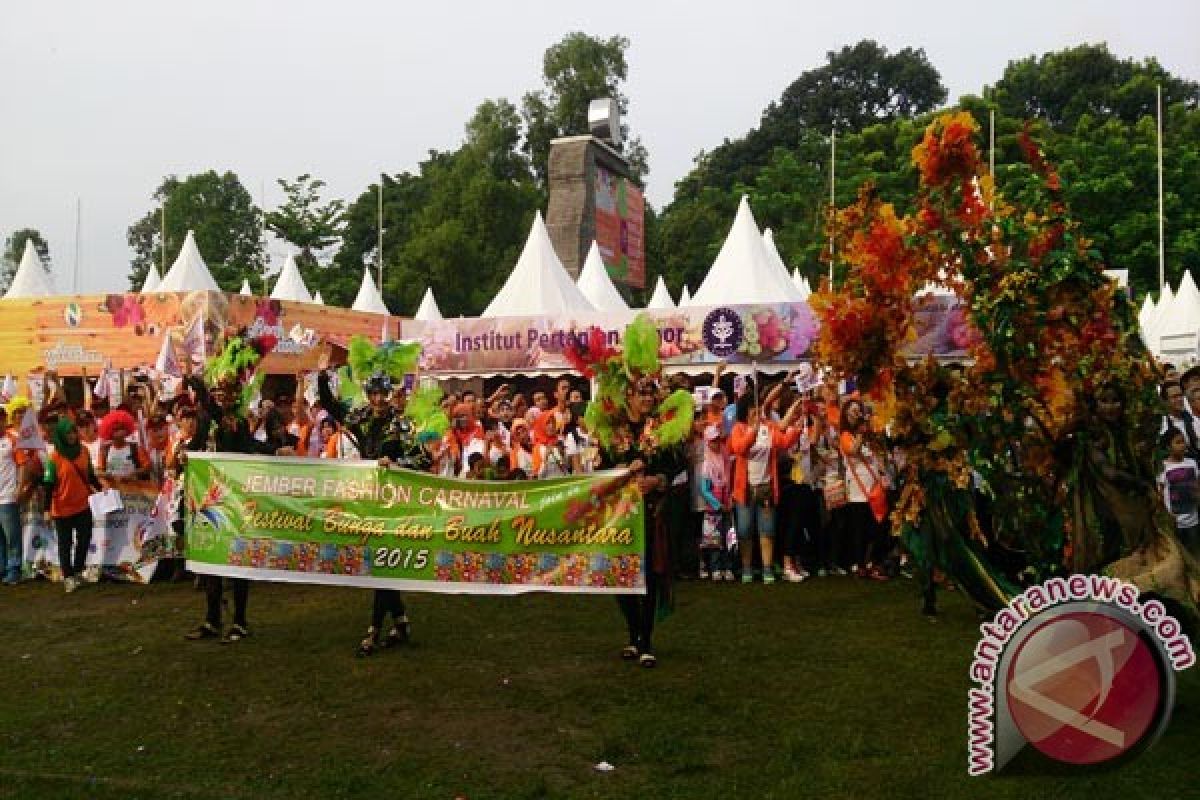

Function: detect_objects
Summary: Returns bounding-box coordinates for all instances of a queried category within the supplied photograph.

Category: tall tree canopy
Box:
[655,41,1200,302]
[522,32,648,185]
[265,173,346,290]
[127,171,264,292]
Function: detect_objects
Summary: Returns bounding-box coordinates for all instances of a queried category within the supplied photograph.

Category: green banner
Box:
[184,453,645,594]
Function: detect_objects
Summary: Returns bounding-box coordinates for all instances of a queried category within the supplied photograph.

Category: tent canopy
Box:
[646,275,675,309]
[576,240,629,312]
[140,265,162,294]
[3,239,55,299]
[762,229,803,302]
[692,197,801,306]
[1159,271,1200,357]
[313,290,325,305]
[158,230,220,292]
[680,285,692,306]
[483,212,595,317]
[270,254,313,303]
[239,279,253,296]
[414,287,444,321]
[351,268,390,314]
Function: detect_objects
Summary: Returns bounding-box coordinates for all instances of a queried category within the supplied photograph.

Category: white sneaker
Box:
[783,569,805,583]
[64,577,77,593]
[710,571,721,582]
[723,570,735,582]
[698,568,710,580]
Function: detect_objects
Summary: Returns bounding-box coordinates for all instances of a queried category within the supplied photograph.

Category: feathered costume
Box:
[567,314,694,665]
[315,334,447,656]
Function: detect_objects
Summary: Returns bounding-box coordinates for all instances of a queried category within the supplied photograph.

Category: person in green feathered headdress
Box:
[184,328,288,645]
[314,335,449,657]
[570,314,695,668]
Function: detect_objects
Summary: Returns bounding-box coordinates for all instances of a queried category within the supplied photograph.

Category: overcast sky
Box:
[2,0,1197,296]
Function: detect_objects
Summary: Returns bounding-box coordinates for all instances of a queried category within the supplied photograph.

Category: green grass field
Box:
[1,575,1196,799]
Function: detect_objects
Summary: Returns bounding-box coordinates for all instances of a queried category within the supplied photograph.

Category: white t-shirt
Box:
[746,424,772,487]
[0,434,19,505]
[103,443,141,479]
[1160,458,1199,529]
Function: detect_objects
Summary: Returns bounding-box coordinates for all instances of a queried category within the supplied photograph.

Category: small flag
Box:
[91,368,109,400]
[15,407,45,450]
[0,375,14,403]
[26,374,44,411]
[181,315,207,371]
[106,369,123,401]
[154,333,181,377]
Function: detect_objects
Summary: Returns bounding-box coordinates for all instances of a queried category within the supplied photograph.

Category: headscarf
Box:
[53,416,82,460]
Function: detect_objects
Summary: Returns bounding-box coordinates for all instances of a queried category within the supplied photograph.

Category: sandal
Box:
[383,619,411,648]
[184,622,220,641]
[620,645,639,660]
[357,627,379,657]
[638,652,657,668]
[221,624,251,644]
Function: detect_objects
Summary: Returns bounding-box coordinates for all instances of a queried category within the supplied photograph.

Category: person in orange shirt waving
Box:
[728,384,804,584]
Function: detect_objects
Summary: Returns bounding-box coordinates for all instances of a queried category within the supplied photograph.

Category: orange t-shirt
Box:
[48,449,94,518]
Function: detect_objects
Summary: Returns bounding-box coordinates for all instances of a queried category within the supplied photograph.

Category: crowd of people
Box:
[1,347,1197,661]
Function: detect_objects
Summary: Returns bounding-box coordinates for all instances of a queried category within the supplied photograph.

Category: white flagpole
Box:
[160,202,167,278]
[378,174,385,291]
[1157,84,1165,292]
[73,197,82,293]
[829,127,836,287]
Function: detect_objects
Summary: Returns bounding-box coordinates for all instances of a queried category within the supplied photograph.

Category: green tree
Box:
[990,43,1199,131]
[332,100,542,316]
[127,171,265,292]
[1,228,52,293]
[265,174,346,291]
[521,33,648,186]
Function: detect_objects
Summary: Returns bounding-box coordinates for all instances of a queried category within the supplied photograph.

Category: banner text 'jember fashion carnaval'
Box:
[184,454,645,594]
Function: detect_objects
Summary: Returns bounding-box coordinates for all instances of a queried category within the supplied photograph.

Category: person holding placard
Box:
[42,417,103,593]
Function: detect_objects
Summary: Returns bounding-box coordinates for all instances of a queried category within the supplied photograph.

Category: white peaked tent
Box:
[1137,294,1156,346]
[692,197,802,306]
[576,241,629,312]
[680,285,692,306]
[239,279,253,296]
[352,268,390,314]
[1159,271,1200,362]
[313,290,325,305]
[484,212,595,317]
[158,230,220,292]
[140,265,162,294]
[797,276,812,302]
[414,287,444,321]
[1144,284,1176,355]
[762,229,804,302]
[270,254,313,303]
[3,239,55,299]
[791,267,803,290]
[646,276,675,309]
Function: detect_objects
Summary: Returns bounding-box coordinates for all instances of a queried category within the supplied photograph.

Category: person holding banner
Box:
[567,317,694,668]
[43,417,104,593]
[316,336,446,657]
[185,330,281,643]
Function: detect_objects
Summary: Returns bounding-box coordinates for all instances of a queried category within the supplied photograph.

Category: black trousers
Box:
[794,485,827,569]
[54,510,93,579]
[616,569,661,653]
[844,502,881,567]
[370,589,407,629]
[204,576,249,628]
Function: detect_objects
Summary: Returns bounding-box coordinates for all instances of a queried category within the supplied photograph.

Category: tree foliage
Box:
[656,41,1200,302]
[522,32,648,185]
[265,174,346,291]
[127,171,264,292]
